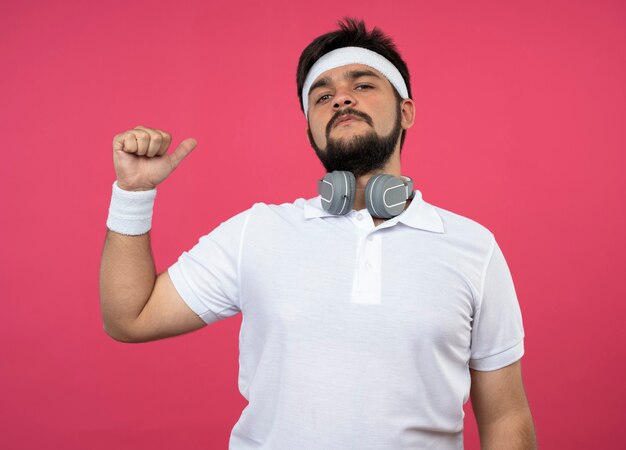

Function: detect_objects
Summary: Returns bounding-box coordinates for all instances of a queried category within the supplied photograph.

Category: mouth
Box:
[334,114,362,127]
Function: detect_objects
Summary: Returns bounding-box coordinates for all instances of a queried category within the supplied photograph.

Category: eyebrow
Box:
[308,69,383,97]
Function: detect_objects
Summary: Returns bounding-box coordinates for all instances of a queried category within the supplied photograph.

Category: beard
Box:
[307,105,403,178]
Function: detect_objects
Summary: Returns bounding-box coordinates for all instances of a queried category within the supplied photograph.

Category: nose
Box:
[332,88,356,110]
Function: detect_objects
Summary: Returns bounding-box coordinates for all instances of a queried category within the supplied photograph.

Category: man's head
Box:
[297,18,415,177]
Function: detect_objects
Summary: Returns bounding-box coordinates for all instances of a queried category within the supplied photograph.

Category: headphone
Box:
[317,171,415,219]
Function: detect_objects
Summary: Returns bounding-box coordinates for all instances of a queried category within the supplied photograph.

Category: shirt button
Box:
[367,235,374,241]
[357,213,364,220]
[365,262,373,270]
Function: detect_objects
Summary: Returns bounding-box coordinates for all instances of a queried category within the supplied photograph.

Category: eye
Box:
[316,94,332,104]
[355,84,373,91]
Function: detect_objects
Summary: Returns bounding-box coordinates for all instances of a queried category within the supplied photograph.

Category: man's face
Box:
[306,63,408,177]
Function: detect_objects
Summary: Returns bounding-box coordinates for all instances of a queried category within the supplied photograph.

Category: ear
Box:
[400,98,416,130]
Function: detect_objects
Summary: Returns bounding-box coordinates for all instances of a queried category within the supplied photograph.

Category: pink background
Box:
[1,0,625,448]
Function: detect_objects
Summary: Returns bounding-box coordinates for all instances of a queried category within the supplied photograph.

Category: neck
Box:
[352,152,403,213]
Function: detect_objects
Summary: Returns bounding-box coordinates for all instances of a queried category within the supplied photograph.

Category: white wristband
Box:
[106,181,157,235]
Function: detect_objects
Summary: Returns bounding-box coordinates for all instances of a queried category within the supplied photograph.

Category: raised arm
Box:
[99,126,205,342]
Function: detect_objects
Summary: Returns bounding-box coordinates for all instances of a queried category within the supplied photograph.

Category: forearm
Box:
[478,407,537,450]
[99,229,156,340]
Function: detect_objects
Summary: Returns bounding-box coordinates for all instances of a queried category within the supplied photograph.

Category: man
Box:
[100,18,536,449]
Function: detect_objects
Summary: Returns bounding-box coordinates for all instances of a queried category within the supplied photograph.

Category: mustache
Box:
[326,108,374,135]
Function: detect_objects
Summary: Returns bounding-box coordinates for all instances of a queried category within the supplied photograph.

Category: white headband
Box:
[302,46,409,118]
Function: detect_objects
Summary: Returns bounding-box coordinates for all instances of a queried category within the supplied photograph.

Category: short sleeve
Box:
[168,207,253,325]
[469,239,525,371]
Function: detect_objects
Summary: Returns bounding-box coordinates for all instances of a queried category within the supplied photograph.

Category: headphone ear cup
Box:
[318,171,356,215]
[365,174,409,218]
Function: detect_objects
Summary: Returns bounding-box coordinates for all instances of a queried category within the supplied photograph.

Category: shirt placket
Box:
[350,211,382,305]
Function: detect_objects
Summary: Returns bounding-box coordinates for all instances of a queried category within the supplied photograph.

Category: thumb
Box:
[168,138,197,170]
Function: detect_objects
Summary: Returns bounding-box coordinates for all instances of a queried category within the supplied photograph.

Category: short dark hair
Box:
[296,18,412,148]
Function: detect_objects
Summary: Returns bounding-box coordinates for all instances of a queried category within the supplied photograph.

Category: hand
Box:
[112,125,197,191]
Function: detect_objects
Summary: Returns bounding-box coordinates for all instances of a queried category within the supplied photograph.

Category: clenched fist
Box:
[112,125,197,191]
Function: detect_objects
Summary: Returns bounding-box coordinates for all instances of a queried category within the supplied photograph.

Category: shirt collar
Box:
[303,190,445,233]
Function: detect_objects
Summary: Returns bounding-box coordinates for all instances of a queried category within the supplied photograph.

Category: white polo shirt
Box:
[168,190,525,449]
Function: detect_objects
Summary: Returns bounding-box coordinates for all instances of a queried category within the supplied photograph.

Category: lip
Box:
[334,115,361,127]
